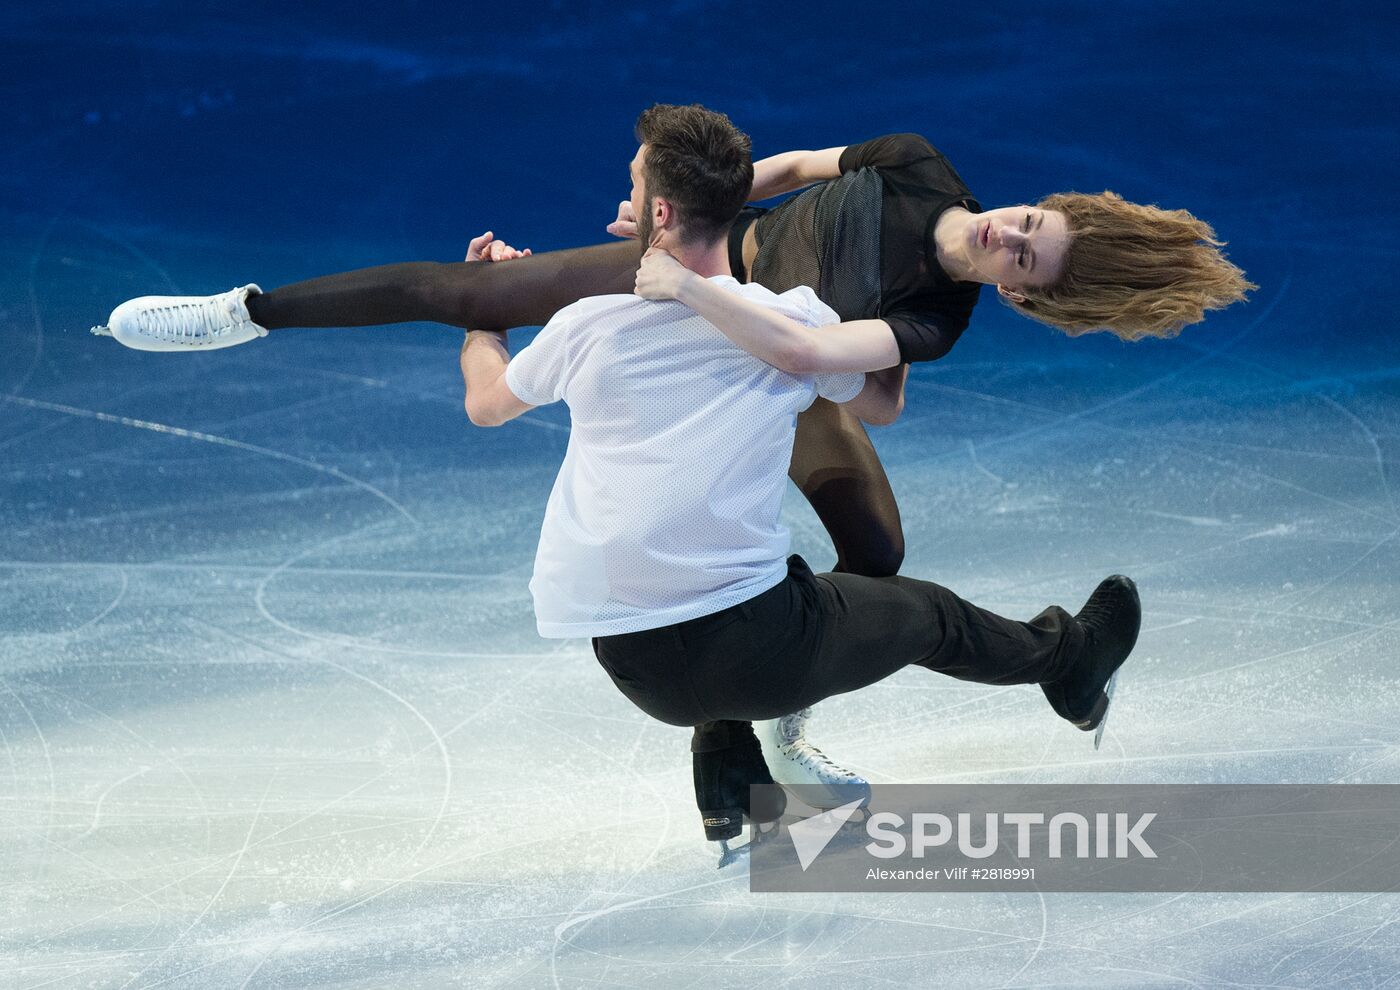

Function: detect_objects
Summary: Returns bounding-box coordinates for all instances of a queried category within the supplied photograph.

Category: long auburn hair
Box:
[1007,191,1256,340]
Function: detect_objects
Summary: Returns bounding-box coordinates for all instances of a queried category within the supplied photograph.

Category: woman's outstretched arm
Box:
[607,145,849,237]
[749,146,847,201]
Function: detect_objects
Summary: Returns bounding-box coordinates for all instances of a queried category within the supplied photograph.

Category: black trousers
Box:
[592,556,1083,729]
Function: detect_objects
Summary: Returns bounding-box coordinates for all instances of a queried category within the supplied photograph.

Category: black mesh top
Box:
[745,133,983,365]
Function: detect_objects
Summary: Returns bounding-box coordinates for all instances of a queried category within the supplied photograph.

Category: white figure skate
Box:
[757,707,871,812]
[92,284,266,351]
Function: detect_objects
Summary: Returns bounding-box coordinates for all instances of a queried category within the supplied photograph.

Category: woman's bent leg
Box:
[246,240,640,331]
[788,397,905,577]
[751,398,902,805]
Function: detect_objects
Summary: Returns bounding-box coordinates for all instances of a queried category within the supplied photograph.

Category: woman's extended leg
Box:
[244,240,641,332]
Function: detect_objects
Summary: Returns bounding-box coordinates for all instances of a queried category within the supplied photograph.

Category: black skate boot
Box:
[1041,575,1141,733]
[692,720,787,862]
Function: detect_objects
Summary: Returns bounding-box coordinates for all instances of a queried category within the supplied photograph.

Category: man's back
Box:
[505,277,862,638]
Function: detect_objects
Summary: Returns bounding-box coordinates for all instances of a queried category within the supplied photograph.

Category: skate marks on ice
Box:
[10,362,1400,986]
[6,227,1400,985]
[5,486,1399,972]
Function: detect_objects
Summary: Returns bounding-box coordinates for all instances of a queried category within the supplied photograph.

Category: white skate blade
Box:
[90,325,113,337]
[1093,670,1120,750]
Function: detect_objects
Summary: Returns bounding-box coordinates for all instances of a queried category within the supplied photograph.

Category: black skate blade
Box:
[715,822,779,869]
[1093,670,1119,751]
[716,837,750,869]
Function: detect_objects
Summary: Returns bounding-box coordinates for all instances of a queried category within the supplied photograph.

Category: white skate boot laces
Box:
[151,298,234,342]
[780,738,865,784]
[776,708,861,783]
[760,708,871,810]
[145,290,262,344]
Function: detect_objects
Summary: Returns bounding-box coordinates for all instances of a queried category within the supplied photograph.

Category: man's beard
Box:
[635,200,654,258]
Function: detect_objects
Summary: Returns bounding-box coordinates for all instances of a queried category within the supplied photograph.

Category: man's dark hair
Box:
[634,103,753,245]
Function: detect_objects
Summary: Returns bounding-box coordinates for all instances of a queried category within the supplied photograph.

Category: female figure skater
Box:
[93,109,1254,823]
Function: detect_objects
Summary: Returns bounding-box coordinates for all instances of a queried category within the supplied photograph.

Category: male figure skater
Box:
[461,104,1141,857]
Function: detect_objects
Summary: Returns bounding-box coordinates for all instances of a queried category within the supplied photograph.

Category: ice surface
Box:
[4,3,1399,987]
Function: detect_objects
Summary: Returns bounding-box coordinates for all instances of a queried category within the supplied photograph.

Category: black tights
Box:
[248,241,643,333]
[249,242,906,769]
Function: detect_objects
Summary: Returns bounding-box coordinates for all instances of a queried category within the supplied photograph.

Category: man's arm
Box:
[635,249,901,374]
[461,330,534,427]
[748,146,847,201]
[458,232,534,426]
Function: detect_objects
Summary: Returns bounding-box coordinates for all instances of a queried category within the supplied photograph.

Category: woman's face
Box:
[965,206,1071,293]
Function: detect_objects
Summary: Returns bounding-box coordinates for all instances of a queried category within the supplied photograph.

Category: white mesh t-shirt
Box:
[504,276,864,638]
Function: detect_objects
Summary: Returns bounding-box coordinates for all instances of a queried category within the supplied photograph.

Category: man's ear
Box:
[652,196,675,231]
[997,284,1027,304]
